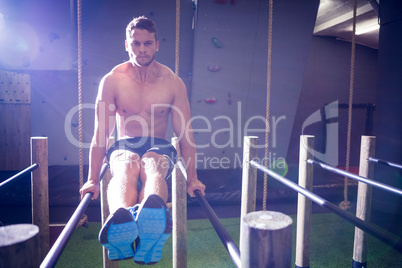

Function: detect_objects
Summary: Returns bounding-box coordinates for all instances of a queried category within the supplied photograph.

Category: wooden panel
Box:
[0,71,31,170]
[0,70,31,104]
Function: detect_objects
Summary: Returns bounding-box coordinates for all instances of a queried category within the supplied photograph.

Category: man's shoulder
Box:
[155,62,174,76]
[155,62,183,84]
[98,63,130,93]
[108,62,130,77]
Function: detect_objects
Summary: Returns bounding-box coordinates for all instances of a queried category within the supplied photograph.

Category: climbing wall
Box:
[191,0,320,169]
[0,70,31,170]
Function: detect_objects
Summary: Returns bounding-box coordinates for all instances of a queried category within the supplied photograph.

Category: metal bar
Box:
[249,160,402,253]
[0,163,39,189]
[178,161,240,266]
[40,162,109,268]
[194,189,241,268]
[307,159,402,196]
[369,157,402,170]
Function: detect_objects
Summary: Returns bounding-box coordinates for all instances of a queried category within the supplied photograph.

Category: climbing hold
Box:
[22,57,30,67]
[211,37,222,48]
[205,98,216,104]
[49,32,60,43]
[227,92,232,105]
[208,66,221,72]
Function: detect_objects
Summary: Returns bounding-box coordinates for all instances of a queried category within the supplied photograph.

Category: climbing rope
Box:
[263,0,273,211]
[77,0,84,190]
[166,0,181,211]
[76,0,87,228]
[175,0,180,76]
[340,0,357,211]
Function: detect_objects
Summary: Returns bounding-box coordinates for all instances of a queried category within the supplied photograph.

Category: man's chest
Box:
[114,83,174,117]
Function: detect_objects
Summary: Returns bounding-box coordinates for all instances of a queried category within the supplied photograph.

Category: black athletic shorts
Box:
[106,137,178,180]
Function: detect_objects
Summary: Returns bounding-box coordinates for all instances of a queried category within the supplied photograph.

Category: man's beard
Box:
[134,54,156,67]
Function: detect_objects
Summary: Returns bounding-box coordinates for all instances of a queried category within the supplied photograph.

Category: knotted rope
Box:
[263,0,273,211]
[340,0,357,211]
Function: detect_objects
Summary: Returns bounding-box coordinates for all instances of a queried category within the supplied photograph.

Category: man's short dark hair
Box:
[126,16,158,41]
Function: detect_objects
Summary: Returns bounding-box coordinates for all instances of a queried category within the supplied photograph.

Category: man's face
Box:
[126,29,159,67]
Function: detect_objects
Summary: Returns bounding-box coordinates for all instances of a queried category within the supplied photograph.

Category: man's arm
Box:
[80,75,116,199]
[171,77,206,197]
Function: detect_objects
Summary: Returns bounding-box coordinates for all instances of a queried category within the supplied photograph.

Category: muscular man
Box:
[79,16,205,264]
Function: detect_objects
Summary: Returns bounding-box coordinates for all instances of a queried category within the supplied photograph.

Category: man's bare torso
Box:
[107,61,178,140]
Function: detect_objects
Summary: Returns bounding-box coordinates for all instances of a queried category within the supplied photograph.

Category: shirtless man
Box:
[79,16,205,264]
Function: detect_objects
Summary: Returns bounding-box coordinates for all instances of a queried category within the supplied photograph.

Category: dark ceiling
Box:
[314,0,380,49]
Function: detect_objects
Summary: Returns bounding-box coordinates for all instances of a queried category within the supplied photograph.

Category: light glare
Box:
[356,24,379,35]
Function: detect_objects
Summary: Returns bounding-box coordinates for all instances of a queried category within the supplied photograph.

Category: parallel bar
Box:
[31,137,49,261]
[194,190,241,268]
[171,137,187,268]
[0,163,39,189]
[240,136,258,249]
[40,162,109,268]
[177,162,240,267]
[295,135,314,268]
[307,159,402,196]
[100,137,117,268]
[369,157,402,170]
[353,136,375,267]
[249,160,402,253]
[240,136,258,218]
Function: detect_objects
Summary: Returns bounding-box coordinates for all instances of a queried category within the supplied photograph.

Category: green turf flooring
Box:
[56,213,402,267]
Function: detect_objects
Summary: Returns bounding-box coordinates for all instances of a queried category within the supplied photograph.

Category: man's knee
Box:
[110,151,141,176]
[140,152,169,178]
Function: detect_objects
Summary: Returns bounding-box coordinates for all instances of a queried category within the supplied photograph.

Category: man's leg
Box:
[108,150,141,213]
[134,152,172,265]
[138,151,169,203]
[99,150,141,260]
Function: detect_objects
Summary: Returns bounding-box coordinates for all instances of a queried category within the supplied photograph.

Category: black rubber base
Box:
[352,260,367,268]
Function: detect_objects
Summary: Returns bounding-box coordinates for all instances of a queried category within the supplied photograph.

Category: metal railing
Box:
[249,160,402,253]
[40,162,109,268]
